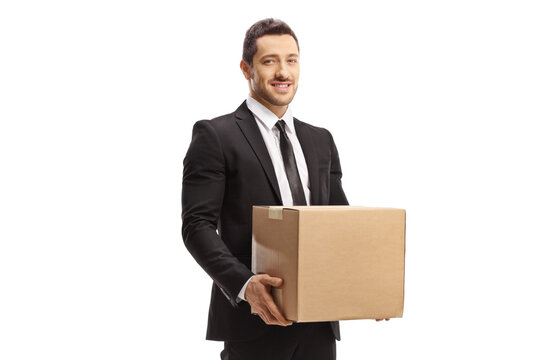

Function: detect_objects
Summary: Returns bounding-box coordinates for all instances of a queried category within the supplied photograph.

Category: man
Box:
[182,18,349,359]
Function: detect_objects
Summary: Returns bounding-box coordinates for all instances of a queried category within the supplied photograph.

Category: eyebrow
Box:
[260,53,299,59]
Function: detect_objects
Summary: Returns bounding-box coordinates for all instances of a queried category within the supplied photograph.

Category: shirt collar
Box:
[246,95,295,134]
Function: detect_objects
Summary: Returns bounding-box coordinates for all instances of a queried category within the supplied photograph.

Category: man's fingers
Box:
[256,305,279,325]
[252,294,291,326]
[248,274,290,326]
[258,311,270,324]
[265,299,292,326]
[260,289,289,324]
[260,275,283,288]
[263,306,282,325]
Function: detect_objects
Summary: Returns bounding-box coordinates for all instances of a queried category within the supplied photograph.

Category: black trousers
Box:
[220,322,336,360]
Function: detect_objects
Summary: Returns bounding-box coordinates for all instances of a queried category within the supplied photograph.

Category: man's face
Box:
[241,34,300,114]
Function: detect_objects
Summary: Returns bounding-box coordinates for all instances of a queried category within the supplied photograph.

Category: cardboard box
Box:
[251,205,405,322]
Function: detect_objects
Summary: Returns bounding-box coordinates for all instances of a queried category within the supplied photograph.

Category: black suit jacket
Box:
[182,101,348,342]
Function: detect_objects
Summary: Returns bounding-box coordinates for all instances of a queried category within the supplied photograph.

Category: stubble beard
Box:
[251,78,296,108]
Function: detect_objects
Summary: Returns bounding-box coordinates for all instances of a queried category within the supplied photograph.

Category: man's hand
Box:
[245,274,292,326]
[375,318,390,321]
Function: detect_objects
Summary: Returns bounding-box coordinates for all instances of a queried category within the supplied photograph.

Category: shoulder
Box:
[192,101,249,133]
[193,112,234,132]
[293,117,334,141]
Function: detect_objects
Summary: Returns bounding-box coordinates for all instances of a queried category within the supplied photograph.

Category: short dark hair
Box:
[242,18,299,67]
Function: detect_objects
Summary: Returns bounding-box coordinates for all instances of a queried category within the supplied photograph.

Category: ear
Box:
[240,60,252,80]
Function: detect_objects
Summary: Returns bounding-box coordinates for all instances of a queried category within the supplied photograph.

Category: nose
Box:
[275,60,289,80]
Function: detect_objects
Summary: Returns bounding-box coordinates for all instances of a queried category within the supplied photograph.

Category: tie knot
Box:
[275,119,287,134]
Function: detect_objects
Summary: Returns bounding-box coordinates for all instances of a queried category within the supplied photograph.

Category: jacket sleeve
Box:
[181,120,254,307]
[327,130,349,206]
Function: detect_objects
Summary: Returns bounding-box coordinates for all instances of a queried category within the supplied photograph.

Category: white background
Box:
[1,0,539,359]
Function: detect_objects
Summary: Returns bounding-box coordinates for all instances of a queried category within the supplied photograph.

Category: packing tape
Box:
[268,207,283,220]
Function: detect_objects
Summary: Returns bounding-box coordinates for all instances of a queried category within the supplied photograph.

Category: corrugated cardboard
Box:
[252,206,406,322]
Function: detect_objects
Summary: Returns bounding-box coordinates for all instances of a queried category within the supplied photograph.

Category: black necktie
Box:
[275,120,307,205]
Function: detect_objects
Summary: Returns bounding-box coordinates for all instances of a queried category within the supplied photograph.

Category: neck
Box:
[250,92,288,118]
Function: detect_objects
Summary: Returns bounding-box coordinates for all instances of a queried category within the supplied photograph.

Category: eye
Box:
[288,59,298,64]
[263,59,275,64]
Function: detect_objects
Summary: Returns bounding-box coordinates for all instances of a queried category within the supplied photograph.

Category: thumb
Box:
[261,276,283,287]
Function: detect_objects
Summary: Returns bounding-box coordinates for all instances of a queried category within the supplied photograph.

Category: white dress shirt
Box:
[237,95,311,302]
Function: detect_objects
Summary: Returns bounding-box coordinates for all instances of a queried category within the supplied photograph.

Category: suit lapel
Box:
[235,102,283,204]
[294,118,320,205]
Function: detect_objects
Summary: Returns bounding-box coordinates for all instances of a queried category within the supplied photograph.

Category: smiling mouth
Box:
[271,83,292,92]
